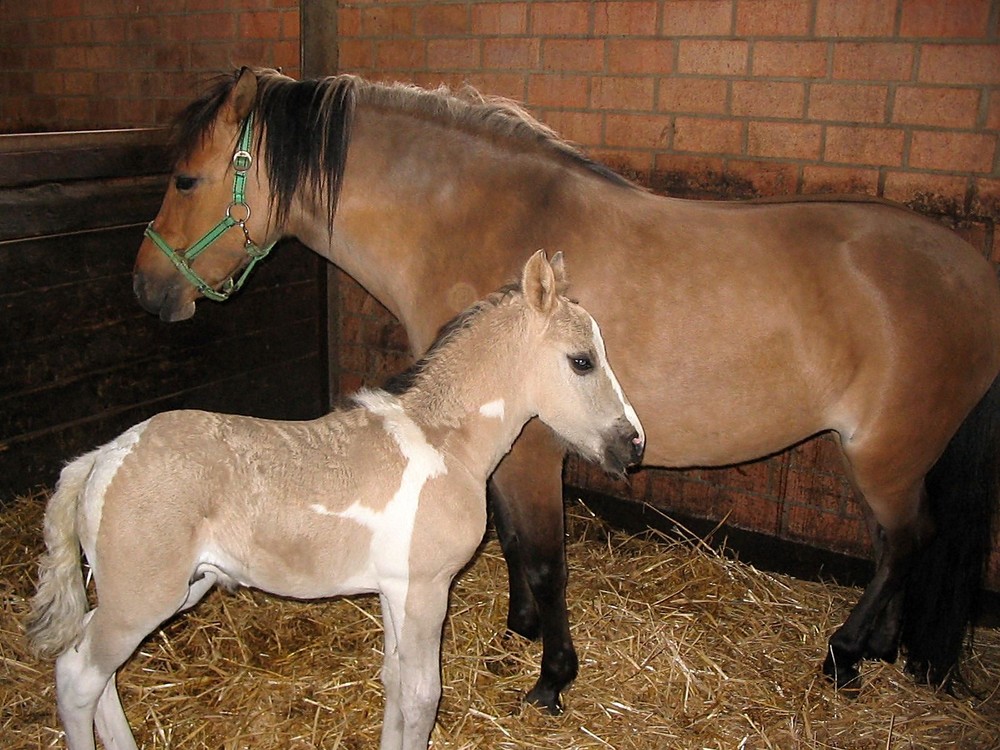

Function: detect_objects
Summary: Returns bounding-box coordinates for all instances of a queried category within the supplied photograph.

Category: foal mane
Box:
[171,69,637,231]
[382,282,521,398]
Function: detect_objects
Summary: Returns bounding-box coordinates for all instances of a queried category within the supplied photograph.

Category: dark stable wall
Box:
[0,129,326,501]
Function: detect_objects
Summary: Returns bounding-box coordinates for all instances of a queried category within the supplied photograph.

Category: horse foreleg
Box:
[491,421,575,714]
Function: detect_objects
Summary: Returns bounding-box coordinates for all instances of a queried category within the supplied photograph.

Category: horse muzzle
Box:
[132,268,197,322]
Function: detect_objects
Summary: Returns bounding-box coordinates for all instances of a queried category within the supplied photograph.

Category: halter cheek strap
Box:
[144,113,278,302]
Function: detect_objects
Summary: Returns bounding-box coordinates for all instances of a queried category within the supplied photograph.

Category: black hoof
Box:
[822,653,863,696]
[525,682,563,715]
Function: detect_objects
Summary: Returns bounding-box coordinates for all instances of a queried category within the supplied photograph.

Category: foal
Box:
[27,250,644,750]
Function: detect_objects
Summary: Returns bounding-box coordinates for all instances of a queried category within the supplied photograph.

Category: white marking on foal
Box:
[336,390,448,629]
[588,315,645,444]
[479,399,506,421]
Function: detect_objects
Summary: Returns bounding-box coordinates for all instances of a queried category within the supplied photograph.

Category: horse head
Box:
[134,68,280,321]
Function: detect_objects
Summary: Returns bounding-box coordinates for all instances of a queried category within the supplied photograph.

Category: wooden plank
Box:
[0,174,168,240]
[0,141,169,188]
[1,354,324,499]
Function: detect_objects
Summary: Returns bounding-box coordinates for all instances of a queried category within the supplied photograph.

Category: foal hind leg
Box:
[55,608,149,750]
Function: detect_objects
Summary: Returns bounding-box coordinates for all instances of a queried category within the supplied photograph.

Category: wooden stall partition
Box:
[0,129,326,501]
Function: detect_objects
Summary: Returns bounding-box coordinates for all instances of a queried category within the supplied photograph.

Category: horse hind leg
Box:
[822,481,931,691]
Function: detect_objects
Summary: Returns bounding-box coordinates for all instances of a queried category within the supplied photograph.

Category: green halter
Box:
[144,113,278,302]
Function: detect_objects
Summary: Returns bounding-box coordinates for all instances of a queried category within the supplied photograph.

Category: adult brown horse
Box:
[133,68,1000,712]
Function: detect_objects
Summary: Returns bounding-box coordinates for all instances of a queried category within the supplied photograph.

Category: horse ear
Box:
[224,67,258,125]
[522,249,558,314]
[550,251,569,295]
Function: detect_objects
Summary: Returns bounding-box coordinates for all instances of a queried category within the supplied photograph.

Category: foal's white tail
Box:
[25,451,97,658]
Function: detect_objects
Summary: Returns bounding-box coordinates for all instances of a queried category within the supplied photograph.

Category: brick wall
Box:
[2,0,998,583]
[337,0,1000,258]
[0,0,300,132]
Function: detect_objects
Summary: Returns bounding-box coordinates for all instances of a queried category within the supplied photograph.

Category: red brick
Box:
[543,38,604,72]
[662,0,733,37]
[483,38,540,70]
[824,125,905,166]
[606,38,674,74]
[337,8,362,37]
[463,72,526,102]
[593,1,659,36]
[989,92,1000,129]
[808,83,888,123]
[736,0,811,37]
[731,80,805,118]
[918,44,1000,84]
[362,6,413,37]
[604,112,673,148]
[658,77,728,114]
[240,11,283,40]
[801,164,880,195]
[899,0,992,38]
[831,42,914,80]
[590,76,655,111]
[892,85,981,128]
[91,17,126,43]
[539,109,603,147]
[415,4,468,36]
[815,0,896,37]
[673,116,743,154]
[527,73,589,108]
[677,39,749,75]
[909,131,996,173]
[472,3,528,36]
[752,41,828,78]
[748,121,822,159]
[338,39,374,71]
[728,491,783,535]
[784,504,869,557]
[281,10,299,39]
[374,39,426,70]
[531,2,590,36]
[725,158,799,196]
[427,39,480,70]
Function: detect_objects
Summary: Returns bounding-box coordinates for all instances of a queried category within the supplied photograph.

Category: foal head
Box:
[514,251,644,474]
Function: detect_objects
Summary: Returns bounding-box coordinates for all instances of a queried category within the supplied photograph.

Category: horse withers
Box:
[27,251,644,750]
[133,68,1000,710]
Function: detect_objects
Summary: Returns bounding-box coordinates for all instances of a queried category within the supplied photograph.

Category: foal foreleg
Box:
[491,422,576,714]
[380,583,450,750]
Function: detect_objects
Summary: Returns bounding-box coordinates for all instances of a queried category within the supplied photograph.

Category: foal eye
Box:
[174,175,198,193]
[568,354,594,375]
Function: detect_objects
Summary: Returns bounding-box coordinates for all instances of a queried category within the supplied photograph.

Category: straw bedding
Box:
[2,490,998,749]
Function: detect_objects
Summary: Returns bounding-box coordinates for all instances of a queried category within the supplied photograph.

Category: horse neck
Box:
[284,101,600,353]
[395,301,539,481]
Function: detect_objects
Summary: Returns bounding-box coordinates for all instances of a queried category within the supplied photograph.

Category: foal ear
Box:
[223,67,258,125]
[550,251,569,295]
[522,249,559,314]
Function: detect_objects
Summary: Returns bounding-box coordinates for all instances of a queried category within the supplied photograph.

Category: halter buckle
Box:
[232,149,253,173]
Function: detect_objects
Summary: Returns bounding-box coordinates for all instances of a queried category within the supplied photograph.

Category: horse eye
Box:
[568,354,594,375]
[174,175,198,193]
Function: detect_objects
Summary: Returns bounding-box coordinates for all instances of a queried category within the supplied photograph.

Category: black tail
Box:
[901,376,1000,684]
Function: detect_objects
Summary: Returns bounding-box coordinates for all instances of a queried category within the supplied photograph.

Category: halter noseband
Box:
[144,113,277,302]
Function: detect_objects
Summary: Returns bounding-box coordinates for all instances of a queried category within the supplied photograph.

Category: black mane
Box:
[171,69,636,233]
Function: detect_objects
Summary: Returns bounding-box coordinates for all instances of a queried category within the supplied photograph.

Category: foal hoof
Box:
[525,683,564,715]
